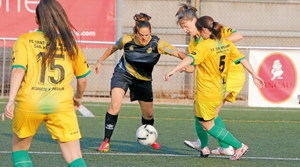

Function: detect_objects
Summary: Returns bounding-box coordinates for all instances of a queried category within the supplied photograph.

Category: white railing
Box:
[1,37,300,98]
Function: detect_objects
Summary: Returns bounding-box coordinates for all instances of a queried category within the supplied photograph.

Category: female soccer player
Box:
[175,3,246,156]
[164,16,264,160]
[94,13,186,152]
[3,0,90,166]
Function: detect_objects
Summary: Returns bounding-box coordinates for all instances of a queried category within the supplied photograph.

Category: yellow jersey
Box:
[188,26,236,53]
[12,31,90,113]
[188,39,245,101]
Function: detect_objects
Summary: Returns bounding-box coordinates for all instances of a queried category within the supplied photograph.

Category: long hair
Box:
[195,16,223,40]
[133,13,152,34]
[175,3,197,24]
[36,0,78,64]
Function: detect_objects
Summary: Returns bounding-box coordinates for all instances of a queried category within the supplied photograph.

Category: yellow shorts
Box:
[194,100,222,121]
[225,63,245,102]
[13,108,81,142]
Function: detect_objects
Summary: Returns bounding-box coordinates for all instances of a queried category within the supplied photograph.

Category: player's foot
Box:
[230,144,248,160]
[183,139,201,151]
[97,140,110,152]
[211,146,234,156]
[200,146,210,158]
[150,142,161,149]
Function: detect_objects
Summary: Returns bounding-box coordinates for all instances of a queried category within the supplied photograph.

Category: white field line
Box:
[81,103,300,112]
[0,102,299,112]
[0,151,299,161]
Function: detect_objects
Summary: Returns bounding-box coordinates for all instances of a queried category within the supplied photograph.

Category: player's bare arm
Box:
[94,45,118,74]
[4,68,25,120]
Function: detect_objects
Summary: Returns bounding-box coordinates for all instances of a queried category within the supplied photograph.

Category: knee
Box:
[108,104,121,114]
[200,121,214,131]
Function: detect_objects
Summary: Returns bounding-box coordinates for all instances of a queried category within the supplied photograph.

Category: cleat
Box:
[200,147,210,158]
[150,142,161,149]
[230,144,248,160]
[211,146,234,156]
[183,139,201,151]
[97,140,110,152]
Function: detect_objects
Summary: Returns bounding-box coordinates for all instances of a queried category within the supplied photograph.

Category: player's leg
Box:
[193,101,217,157]
[11,109,44,167]
[134,80,160,149]
[12,134,34,167]
[106,88,125,136]
[183,118,202,151]
[138,100,160,149]
[200,118,248,160]
[98,72,129,152]
[46,109,87,165]
[59,140,87,167]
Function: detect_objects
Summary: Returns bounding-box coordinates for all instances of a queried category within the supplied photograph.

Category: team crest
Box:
[146,47,153,53]
[129,46,134,51]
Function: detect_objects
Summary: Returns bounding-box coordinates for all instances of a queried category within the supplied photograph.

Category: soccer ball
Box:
[136,125,158,145]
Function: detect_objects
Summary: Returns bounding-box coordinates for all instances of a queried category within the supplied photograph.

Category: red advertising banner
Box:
[0,0,115,47]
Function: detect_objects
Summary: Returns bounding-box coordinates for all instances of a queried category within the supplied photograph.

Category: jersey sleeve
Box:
[11,37,28,70]
[115,35,133,50]
[228,41,245,64]
[72,48,91,79]
[188,42,210,65]
[157,40,177,55]
[221,26,237,39]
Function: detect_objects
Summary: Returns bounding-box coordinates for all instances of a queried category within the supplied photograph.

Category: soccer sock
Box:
[207,124,242,149]
[141,117,154,125]
[194,117,208,148]
[68,158,87,167]
[214,116,230,148]
[12,150,33,167]
[104,112,118,141]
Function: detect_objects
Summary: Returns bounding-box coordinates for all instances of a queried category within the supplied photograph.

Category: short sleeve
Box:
[228,41,245,64]
[11,37,28,70]
[188,42,210,65]
[157,40,177,55]
[72,48,91,79]
[115,35,133,50]
[221,26,237,39]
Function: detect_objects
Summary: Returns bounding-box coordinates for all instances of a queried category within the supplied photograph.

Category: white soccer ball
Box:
[136,125,158,145]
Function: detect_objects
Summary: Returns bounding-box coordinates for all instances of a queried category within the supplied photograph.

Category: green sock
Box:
[194,117,208,148]
[207,124,242,149]
[214,116,230,148]
[12,150,33,167]
[68,158,87,167]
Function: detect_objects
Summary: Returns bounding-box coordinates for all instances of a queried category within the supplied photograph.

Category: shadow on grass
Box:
[80,137,194,155]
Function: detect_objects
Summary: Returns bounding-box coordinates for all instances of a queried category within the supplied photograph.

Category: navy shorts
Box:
[110,71,153,102]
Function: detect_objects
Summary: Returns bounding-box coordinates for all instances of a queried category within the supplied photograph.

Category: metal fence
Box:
[1,0,300,101]
[1,37,300,100]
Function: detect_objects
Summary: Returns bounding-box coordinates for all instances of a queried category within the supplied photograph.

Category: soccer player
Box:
[175,3,246,156]
[94,13,186,152]
[3,0,90,166]
[164,16,264,160]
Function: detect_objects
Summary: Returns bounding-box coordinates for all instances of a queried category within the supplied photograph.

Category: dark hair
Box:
[175,3,197,24]
[133,13,152,34]
[195,16,223,39]
[36,0,78,64]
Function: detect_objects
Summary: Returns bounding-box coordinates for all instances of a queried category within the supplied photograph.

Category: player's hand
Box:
[179,65,195,73]
[4,101,15,120]
[253,75,265,88]
[73,97,82,110]
[93,62,102,74]
[164,71,174,81]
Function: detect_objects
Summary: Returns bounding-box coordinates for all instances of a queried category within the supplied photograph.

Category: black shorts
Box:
[110,71,153,102]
